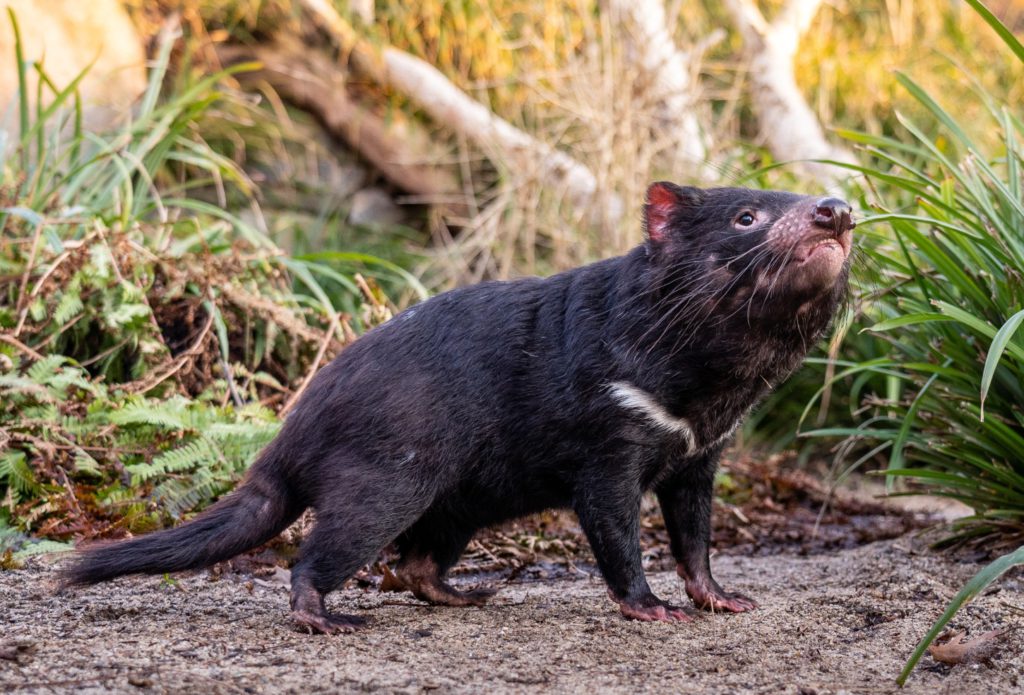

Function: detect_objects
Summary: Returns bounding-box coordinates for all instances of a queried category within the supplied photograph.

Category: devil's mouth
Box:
[805,239,841,259]
[792,234,850,263]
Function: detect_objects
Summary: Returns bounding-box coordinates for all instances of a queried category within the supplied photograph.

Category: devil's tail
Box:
[62,442,302,585]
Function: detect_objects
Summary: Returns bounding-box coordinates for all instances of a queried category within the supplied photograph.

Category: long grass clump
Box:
[0,13,421,554]
[805,47,1024,547]
[795,1,1024,683]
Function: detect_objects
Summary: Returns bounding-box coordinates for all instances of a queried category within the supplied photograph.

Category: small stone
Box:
[349,188,405,226]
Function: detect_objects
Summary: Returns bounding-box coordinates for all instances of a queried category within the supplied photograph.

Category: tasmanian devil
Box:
[64,183,854,633]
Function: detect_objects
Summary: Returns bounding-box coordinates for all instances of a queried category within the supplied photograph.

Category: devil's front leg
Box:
[656,447,757,613]
[574,463,692,623]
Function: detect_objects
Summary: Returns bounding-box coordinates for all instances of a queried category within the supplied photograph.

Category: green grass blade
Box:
[887,363,947,490]
[935,301,1024,362]
[894,72,975,150]
[296,251,429,300]
[18,59,94,154]
[962,0,1024,64]
[7,8,28,157]
[897,545,1024,686]
[980,309,1024,421]
[863,313,953,333]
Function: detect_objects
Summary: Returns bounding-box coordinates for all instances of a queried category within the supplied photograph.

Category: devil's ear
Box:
[644,182,705,244]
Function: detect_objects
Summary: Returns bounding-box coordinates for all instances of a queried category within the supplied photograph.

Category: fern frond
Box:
[53,291,84,327]
[73,450,101,477]
[26,355,67,383]
[0,451,39,497]
[0,374,46,396]
[126,438,216,485]
[110,398,190,430]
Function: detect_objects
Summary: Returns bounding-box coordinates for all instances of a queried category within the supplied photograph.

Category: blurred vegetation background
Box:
[1,0,1023,571]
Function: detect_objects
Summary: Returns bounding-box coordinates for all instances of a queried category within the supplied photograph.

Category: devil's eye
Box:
[736,212,756,227]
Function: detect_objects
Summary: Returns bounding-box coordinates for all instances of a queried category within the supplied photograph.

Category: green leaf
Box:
[863,313,955,333]
[980,309,1024,421]
[13,539,74,560]
[962,0,1024,64]
[935,302,1024,362]
[887,364,947,490]
[0,207,42,226]
[894,72,974,150]
[897,544,1024,686]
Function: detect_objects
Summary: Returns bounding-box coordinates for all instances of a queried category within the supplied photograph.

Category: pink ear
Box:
[645,183,677,243]
[644,182,704,244]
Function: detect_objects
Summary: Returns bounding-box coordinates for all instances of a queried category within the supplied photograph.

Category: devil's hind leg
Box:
[394,510,495,607]
[289,518,377,634]
[289,468,434,634]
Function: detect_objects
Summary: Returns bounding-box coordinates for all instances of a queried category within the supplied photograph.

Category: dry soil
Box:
[2,538,1022,694]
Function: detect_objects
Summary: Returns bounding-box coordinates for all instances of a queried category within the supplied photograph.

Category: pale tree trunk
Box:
[607,0,712,175]
[725,0,857,190]
[349,0,373,24]
[299,0,623,226]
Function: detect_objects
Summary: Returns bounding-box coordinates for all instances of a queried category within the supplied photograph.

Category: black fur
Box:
[64,184,853,631]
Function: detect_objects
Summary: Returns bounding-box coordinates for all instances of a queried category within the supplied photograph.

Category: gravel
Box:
[2,538,1021,694]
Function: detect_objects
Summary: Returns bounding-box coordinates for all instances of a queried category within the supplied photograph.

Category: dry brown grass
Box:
[128,1,1024,287]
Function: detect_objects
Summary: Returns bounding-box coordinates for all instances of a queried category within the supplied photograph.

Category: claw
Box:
[620,603,693,622]
[611,590,695,623]
[692,591,758,613]
[685,579,758,613]
[677,563,758,614]
[413,584,496,607]
[290,574,368,634]
[396,556,497,607]
[291,609,368,634]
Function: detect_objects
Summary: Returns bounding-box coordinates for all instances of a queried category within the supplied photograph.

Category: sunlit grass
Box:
[0,10,422,544]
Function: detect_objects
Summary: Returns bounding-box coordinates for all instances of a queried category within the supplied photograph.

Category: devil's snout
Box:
[812,198,855,235]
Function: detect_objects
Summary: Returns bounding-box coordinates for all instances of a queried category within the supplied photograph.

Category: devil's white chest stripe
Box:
[608,381,696,452]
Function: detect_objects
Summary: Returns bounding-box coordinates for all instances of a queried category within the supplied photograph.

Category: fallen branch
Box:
[220,285,342,348]
[217,40,463,207]
[0,333,44,361]
[725,0,857,189]
[298,0,622,225]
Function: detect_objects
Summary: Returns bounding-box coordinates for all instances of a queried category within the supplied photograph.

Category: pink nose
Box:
[813,198,855,235]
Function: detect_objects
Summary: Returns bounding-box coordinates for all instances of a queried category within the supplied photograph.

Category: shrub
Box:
[797,1,1024,683]
[805,5,1024,550]
[0,12,417,547]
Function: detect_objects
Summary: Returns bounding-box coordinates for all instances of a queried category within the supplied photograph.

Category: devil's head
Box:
[641,182,854,330]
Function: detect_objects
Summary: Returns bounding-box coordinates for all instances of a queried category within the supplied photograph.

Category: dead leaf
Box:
[928,629,1007,665]
[379,564,405,593]
[0,641,37,665]
[0,550,22,571]
[251,567,291,590]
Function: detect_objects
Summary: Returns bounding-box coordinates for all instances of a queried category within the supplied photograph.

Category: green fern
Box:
[0,10,401,548]
[25,355,67,383]
[72,451,101,477]
[0,356,283,535]
[0,451,39,507]
[52,287,83,327]
[110,398,192,430]
[128,439,219,485]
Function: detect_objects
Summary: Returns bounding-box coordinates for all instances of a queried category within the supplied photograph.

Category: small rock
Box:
[0,640,37,665]
[349,188,405,226]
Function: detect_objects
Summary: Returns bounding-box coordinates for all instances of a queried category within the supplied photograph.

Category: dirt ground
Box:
[2,537,1022,694]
